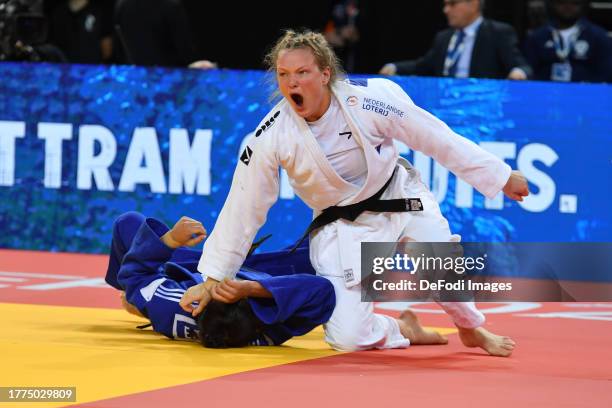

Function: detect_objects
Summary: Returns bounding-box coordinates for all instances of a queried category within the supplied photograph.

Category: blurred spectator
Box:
[379,0,532,80]
[114,0,215,69]
[524,0,612,83]
[47,0,113,64]
[323,0,361,72]
[0,0,66,62]
[527,0,550,31]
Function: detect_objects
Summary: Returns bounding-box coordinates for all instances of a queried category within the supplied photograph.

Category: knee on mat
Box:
[325,336,360,352]
[324,321,373,352]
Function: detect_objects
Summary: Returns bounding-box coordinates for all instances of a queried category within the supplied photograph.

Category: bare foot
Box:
[398,310,448,345]
[458,326,515,357]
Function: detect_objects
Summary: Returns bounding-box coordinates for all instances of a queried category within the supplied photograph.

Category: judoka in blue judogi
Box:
[105,212,336,347]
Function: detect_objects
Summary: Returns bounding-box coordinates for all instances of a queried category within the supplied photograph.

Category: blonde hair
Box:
[264,29,345,99]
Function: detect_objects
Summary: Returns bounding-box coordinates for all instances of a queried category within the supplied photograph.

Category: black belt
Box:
[247,233,272,257]
[290,168,424,253]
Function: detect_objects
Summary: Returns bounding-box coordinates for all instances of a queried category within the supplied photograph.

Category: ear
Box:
[321,67,331,85]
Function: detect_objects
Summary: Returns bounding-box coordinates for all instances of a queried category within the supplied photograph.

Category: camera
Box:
[0,0,48,61]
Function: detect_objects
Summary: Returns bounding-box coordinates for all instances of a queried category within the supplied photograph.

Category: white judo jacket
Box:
[197,78,511,283]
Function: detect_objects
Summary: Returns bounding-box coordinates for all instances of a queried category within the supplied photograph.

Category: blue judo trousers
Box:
[105,212,336,345]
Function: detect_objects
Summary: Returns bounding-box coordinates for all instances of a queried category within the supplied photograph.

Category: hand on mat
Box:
[180,280,217,316]
[161,216,207,248]
[503,170,530,202]
[211,280,253,303]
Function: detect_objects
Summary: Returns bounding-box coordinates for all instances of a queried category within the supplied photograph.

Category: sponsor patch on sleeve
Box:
[255,111,280,137]
[240,146,253,166]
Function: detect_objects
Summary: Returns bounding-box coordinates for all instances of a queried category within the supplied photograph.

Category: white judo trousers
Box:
[310,160,485,351]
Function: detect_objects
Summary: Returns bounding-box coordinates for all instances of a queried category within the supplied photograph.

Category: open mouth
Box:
[290,93,304,107]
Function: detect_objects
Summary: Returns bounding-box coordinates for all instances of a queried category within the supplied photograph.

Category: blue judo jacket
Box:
[105,215,335,345]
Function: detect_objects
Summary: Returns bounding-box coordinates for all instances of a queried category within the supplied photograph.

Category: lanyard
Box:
[443,30,466,76]
[551,26,582,61]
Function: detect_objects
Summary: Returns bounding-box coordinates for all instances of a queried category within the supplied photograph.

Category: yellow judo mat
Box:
[0,302,458,407]
[0,302,342,407]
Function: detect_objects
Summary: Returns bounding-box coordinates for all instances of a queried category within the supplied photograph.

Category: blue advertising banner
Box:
[0,63,610,253]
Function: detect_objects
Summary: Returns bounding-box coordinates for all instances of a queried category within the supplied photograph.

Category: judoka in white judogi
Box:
[196,76,512,351]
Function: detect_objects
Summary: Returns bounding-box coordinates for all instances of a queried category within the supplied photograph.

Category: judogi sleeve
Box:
[380,79,512,199]
[245,273,336,334]
[198,133,280,281]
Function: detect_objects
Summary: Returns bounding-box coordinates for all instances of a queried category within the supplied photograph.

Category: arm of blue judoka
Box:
[247,274,336,335]
[117,218,174,311]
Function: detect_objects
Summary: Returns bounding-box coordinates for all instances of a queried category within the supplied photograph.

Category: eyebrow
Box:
[277,65,310,72]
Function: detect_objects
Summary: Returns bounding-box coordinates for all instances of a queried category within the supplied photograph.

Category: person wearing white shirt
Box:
[380,0,531,80]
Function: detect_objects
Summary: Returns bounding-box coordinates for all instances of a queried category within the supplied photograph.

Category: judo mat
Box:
[0,248,611,408]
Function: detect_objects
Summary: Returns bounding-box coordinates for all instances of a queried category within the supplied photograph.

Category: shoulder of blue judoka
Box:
[249,274,336,325]
[140,279,200,341]
[117,218,175,310]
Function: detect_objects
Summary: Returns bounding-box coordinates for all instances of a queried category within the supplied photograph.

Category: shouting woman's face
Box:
[276,48,331,122]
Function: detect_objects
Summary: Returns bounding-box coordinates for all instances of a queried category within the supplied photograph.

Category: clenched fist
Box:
[161,216,207,249]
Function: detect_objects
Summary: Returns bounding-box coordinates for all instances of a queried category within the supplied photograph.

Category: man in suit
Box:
[379,0,531,80]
